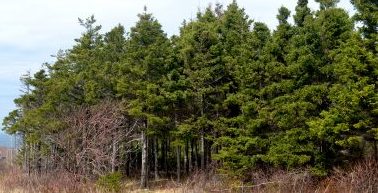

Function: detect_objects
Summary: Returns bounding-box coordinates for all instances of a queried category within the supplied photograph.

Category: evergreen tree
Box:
[351,0,378,52]
[175,7,221,170]
[308,32,378,170]
[294,0,312,27]
[3,0,377,184]
[116,9,171,187]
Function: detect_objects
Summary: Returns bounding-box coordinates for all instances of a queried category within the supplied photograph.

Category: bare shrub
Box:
[51,100,140,178]
[319,157,378,193]
[168,158,378,193]
[1,157,376,193]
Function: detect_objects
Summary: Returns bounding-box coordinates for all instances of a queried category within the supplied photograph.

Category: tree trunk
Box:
[165,138,169,176]
[184,140,188,175]
[200,132,205,170]
[37,143,42,173]
[194,139,198,170]
[161,138,166,177]
[189,140,193,173]
[154,137,159,180]
[140,129,148,188]
[200,94,205,170]
[176,146,181,182]
[25,143,30,175]
[207,140,212,168]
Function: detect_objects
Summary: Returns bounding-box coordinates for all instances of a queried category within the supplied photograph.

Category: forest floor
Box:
[0,158,377,193]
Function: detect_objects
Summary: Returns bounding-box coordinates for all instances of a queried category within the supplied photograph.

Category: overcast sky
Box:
[0,0,354,138]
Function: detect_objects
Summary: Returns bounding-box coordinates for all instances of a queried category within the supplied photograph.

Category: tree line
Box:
[2,0,377,188]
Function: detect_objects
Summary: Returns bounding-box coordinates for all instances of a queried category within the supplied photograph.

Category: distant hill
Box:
[0,133,12,148]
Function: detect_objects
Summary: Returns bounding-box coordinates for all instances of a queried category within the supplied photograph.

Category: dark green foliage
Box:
[351,0,378,51]
[294,0,312,27]
[96,172,122,192]
[3,0,378,183]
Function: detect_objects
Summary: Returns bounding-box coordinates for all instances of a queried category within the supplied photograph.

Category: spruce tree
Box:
[116,9,171,188]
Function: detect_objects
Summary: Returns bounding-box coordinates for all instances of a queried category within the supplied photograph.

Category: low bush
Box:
[96,172,122,192]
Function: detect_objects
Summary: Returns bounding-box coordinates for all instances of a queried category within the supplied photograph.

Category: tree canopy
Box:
[3,0,378,186]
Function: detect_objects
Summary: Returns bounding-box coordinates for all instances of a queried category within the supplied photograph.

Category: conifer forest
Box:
[2,0,378,191]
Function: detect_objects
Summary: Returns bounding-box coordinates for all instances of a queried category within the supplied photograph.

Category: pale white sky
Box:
[0,0,354,138]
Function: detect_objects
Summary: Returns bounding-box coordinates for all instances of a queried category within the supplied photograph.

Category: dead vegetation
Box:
[51,101,139,177]
[0,157,377,193]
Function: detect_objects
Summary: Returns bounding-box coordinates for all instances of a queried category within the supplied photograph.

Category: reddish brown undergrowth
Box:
[0,157,377,193]
[0,168,97,193]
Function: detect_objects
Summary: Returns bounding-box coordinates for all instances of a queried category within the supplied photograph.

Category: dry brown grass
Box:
[170,158,378,193]
[318,158,378,193]
[0,158,377,193]
[0,168,97,193]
